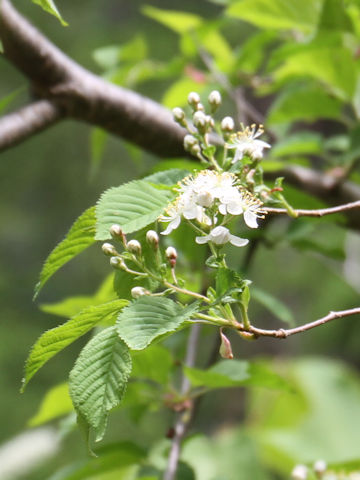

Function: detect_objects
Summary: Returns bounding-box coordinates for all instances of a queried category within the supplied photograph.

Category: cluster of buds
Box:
[101,224,179,299]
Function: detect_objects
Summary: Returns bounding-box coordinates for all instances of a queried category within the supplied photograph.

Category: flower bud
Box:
[193,111,207,130]
[291,465,308,480]
[208,90,221,109]
[313,460,326,476]
[131,286,148,298]
[196,102,205,111]
[219,329,234,359]
[109,224,122,239]
[172,107,185,121]
[110,256,126,270]
[190,144,201,157]
[221,116,235,132]
[187,91,200,107]
[146,230,159,248]
[102,242,118,256]
[165,246,177,267]
[184,134,198,152]
[127,239,142,256]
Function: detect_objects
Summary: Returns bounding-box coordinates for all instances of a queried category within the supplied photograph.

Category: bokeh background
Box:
[1,0,360,479]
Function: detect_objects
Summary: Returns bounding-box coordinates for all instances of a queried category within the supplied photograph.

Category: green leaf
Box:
[95,180,174,240]
[40,275,116,318]
[185,359,289,390]
[31,0,68,26]
[28,383,73,427]
[90,128,108,178]
[69,326,132,441]
[318,0,353,32]
[162,77,207,109]
[0,87,23,115]
[34,207,96,299]
[48,442,144,480]
[116,297,199,350]
[251,287,295,326]
[142,6,203,34]
[227,0,322,33]
[132,345,174,385]
[267,84,342,125]
[22,300,128,390]
[271,132,323,157]
[143,168,190,186]
[274,46,357,101]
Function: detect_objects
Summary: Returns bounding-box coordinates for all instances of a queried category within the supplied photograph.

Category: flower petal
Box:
[244,210,258,229]
[195,235,210,244]
[229,236,249,247]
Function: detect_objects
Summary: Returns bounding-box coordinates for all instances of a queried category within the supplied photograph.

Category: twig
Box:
[264,200,360,218]
[163,325,201,480]
[246,307,360,338]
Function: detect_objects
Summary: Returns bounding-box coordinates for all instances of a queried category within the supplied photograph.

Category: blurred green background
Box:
[1,0,360,479]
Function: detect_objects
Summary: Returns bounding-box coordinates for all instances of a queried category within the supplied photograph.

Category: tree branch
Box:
[0,1,359,230]
[163,324,200,480]
[0,100,63,151]
[264,200,360,218]
[246,307,360,338]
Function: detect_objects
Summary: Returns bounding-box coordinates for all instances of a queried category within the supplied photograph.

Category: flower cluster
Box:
[159,170,265,247]
[226,124,271,163]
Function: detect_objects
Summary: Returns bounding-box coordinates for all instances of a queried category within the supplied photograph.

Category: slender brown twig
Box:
[264,200,360,218]
[243,307,360,338]
[163,324,201,480]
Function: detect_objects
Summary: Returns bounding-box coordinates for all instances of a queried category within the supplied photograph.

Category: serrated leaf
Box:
[143,168,189,186]
[116,297,199,350]
[31,0,68,26]
[34,207,96,299]
[69,326,132,441]
[95,180,174,240]
[22,300,128,390]
[28,383,73,427]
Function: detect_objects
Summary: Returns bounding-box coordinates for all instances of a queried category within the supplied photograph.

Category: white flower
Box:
[195,226,249,247]
[291,464,308,480]
[218,188,264,229]
[226,124,271,163]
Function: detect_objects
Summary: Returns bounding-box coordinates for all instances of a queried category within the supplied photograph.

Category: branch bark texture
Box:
[0,0,359,228]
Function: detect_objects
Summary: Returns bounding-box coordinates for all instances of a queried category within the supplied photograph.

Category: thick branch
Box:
[0,1,359,229]
[246,307,360,338]
[0,100,63,151]
[0,0,186,157]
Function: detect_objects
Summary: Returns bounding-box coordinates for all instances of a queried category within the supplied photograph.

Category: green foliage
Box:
[22,300,128,390]
[142,6,203,34]
[28,382,73,427]
[95,180,174,240]
[185,359,289,390]
[31,0,68,26]
[69,326,132,441]
[34,207,96,298]
[116,297,199,350]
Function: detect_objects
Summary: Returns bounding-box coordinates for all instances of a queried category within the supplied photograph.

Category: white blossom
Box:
[226,124,271,163]
[195,226,249,247]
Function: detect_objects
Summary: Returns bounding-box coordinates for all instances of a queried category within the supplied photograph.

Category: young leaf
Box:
[95,180,174,240]
[116,297,199,350]
[31,0,68,26]
[34,207,96,299]
[22,300,128,390]
[143,168,190,186]
[28,383,73,427]
[69,326,132,441]
[185,360,290,390]
[141,6,203,34]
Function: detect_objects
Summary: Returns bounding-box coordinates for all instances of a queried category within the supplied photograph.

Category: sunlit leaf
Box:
[95,180,174,240]
[34,207,96,299]
[22,300,128,390]
[28,383,73,427]
[31,0,68,26]
[142,6,203,34]
[116,297,199,350]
